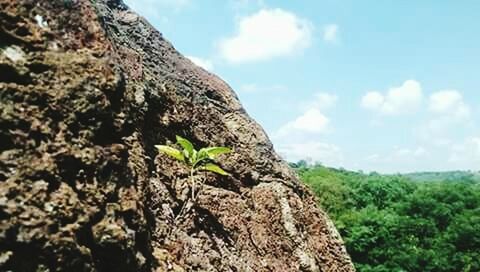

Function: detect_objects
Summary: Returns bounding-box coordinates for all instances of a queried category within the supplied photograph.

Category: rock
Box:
[0,0,355,271]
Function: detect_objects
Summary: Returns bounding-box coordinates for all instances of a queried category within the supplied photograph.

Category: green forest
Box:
[291,162,480,272]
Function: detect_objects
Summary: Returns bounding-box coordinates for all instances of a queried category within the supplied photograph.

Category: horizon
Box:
[124,0,480,174]
[290,159,480,176]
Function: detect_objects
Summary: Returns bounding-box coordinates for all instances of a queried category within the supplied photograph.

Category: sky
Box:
[124,0,480,173]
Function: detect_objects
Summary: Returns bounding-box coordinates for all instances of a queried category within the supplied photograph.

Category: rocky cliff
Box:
[0,0,355,271]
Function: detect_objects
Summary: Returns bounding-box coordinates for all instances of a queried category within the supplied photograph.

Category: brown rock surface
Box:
[0,0,355,271]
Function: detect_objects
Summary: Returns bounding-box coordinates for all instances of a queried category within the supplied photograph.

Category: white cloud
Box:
[429,90,471,119]
[306,93,338,111]
[361,80,423,115]
[418,90,472,142]
[186,56,214,71]
[361,92,384,110]
[277,108,330,136]
[219,8,313,63]
[273,93,339,166]
[323,24,339,43]
[277,141,344,166]
[275,92,336,137]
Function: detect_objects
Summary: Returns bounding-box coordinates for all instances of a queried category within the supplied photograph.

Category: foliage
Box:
[156,135,230,200]
[294,163,480,272]
[404,171,480,183]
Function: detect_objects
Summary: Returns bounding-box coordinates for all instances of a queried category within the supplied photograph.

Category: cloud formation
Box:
[418,90,472,144]
[429,90,470,119]
[361,80,423,115]
[277,108,330,136]
[306,92,338,111]
[219,8,313,63]
[272,92,340,166]
[276,92,337,137]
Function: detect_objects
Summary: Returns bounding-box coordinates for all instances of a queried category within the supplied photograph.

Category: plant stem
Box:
[174,198,192,223]
[190,168,195,200]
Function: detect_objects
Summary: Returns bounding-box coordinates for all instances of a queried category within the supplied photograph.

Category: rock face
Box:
[0,0,354,271]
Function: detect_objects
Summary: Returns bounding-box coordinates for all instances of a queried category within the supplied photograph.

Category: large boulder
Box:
[0,0,355,271]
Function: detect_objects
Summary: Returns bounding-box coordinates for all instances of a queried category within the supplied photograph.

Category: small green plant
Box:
[155,135,231,201]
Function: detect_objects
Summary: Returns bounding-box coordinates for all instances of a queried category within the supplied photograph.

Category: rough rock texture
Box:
[0,0,355,271]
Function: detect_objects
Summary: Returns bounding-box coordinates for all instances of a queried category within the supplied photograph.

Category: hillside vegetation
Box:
[292,162,480,272]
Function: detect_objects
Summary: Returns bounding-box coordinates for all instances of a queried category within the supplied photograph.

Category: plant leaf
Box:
[191,149,198,165]
[196,148,209,162]
[201,163,229,176]
[176,135,195,158]
[201,147,231,159]
[155,145,185,162]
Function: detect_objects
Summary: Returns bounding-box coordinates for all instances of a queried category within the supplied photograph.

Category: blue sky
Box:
[124,0,480,173]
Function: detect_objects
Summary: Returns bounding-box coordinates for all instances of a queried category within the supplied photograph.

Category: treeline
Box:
[292,163,480,272]
[403,171,480,183]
